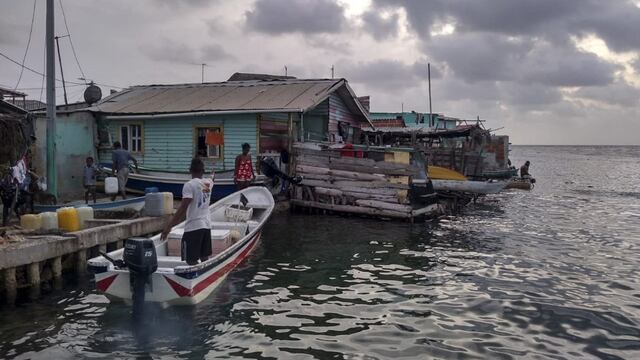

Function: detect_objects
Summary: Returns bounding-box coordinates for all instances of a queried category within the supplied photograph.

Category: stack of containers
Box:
[76,206,95,229]
[20,214,42,230]
[41,212,59,230]
[57,207,81,232]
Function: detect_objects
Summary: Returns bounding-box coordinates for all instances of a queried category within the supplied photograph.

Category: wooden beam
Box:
[291,199,412,219]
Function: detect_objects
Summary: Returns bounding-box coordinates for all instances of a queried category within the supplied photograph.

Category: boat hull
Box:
[432,180,508,194]
[94,231,261,306]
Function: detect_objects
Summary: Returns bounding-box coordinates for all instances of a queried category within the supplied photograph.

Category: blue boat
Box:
[34,196,146,213]
[101,166,266,200]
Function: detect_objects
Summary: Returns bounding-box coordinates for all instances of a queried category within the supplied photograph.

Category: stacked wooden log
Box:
[291,144,433,219]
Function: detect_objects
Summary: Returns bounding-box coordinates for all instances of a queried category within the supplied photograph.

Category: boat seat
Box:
[246,203,271,209]
[157,255,187,268]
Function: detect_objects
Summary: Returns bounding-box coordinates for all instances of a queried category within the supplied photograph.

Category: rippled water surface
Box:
[1,146,640,359]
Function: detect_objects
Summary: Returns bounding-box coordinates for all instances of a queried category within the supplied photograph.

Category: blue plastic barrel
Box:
[144,187,159,194]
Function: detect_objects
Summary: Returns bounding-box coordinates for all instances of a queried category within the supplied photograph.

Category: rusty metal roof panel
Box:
[90,79,342,114]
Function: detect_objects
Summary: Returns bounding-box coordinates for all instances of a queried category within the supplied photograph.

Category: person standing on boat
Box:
[234,143,255,191]
[161,158,214,265]
[520,161,531,178]
[111,141,138,201]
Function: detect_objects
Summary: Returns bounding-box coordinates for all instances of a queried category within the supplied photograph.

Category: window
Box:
[120,124,143,153]
[195,126,223,159]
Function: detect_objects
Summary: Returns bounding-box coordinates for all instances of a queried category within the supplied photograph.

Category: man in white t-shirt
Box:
[161,158,214,265]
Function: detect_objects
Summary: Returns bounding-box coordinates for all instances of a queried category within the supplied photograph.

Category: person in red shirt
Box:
[234,143,255,190]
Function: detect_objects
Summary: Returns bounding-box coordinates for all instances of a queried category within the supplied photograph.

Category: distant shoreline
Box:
[511,144,640,146]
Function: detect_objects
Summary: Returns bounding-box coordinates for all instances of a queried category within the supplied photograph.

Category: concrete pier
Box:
[0,215,170,305]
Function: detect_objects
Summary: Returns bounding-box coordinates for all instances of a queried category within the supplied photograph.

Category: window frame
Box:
[118,122,144,154]
[193,125,224,160]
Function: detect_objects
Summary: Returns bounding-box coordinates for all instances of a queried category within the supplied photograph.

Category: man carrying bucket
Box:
[111,141,138,201]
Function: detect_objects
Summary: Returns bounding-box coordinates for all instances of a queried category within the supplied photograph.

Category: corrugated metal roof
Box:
[90,79,343,115]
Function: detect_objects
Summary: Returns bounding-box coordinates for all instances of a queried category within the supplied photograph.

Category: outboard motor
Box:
[123,237,157,317]
[260,157,302,185]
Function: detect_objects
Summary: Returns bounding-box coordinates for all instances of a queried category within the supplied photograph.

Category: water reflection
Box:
[0,146,639,359]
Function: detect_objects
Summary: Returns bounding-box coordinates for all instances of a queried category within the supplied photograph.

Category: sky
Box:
[1,0,640,145]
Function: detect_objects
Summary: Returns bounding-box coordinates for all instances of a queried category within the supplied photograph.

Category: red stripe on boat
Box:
[164,233,261,297]
[96,274,118,292]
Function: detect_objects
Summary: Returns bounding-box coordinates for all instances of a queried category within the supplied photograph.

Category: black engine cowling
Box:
[124,238,158,275]
[124,238,157,317]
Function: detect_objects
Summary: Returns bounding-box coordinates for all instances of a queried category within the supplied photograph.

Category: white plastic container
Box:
[145,192,164,216]
[105,177,118,194]
[41,212,59,230]
[20,214,42,230]
[76,206,95,229]
[225,204,253,222]
[161,192,174,215]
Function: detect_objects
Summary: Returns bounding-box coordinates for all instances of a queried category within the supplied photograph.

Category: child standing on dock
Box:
[83,157,98,204]
[234,143,255,191]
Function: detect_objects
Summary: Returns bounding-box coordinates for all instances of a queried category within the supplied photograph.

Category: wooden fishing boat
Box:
[506,177,535,190]
[431,179,508,194]
[88,187,274,307]
[480,168,518,179]
[100,165,266,200]
[428,166,467,181]
[33,196,146,213]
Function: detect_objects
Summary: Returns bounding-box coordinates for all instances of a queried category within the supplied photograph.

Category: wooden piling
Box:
[52,256,62,290]
[3,268,17,305]
[27,262,41,300]
[76,249,87,277]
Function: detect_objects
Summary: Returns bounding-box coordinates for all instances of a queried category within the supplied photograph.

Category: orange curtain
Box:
[205,130,224,145]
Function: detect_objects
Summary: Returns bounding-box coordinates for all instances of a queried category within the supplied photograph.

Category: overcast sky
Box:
[2,0,640,145]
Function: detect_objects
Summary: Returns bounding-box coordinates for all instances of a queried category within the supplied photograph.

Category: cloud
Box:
[574,80,640,107]
[338,59,439,89]
[142,39,234,64]
[245,0,347,35]
[427,33,533,83]
[361,10,400,40]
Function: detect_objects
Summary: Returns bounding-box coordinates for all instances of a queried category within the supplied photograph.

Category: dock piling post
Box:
[3,268,17,305]
[52,256,63,290]
[28,262,41,300]
[76,249,87,277]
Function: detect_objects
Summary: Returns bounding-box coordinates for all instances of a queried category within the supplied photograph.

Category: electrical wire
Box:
[14,0,37,90]
[58,0,86,82]
[1,50,84,85]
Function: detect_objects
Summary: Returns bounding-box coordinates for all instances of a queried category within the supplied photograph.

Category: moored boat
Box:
[432,179,508,194]
[100,165,266,200]
[480,168,518,179]
[87,186,274,307]
[34,196,146,213]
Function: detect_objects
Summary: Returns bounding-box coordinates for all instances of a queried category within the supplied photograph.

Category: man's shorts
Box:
[181,228,212,265]
[116,168,129,192]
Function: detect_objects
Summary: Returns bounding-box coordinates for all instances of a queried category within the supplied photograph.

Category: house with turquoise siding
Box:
[370,112,460,130]
[86,73,373,173]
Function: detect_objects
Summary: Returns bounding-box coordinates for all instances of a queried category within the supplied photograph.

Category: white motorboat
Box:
[88,186,274,307]
[431,179,508,194]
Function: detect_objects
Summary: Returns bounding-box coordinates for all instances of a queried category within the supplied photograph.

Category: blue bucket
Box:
[144,187,159,194]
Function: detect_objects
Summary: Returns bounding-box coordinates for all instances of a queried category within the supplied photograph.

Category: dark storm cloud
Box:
[339,59,439,89]
[574,80,640,107]
[245,0,347,35]
[500,83,562,109]
[361,10,400,40]
[142,39,234,64]
[427,33,533,83]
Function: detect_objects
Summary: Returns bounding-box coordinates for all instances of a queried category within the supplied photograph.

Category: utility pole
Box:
[46,0,57,197]
[428,63,433,127]
[284,65,287,77]
[331,65,334,79]
[201,63,205,83]
[54,36,68,106]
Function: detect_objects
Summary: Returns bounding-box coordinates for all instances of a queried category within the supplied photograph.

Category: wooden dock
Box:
[0,215,170,305]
